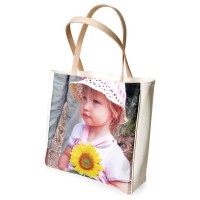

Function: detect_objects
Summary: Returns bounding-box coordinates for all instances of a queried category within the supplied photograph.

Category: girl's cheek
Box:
[80,104,84,111]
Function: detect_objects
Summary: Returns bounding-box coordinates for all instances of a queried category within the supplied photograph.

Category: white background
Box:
[0,0,200,199]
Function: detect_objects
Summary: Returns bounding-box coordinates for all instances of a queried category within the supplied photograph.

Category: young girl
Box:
[58,77,130,193]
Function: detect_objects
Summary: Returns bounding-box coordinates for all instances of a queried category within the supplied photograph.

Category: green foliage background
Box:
[114,83,140,137]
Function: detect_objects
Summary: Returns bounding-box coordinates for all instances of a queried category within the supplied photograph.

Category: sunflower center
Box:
[79,153,94,170]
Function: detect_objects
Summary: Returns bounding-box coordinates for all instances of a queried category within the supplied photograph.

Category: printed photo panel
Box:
[45,73,140,194]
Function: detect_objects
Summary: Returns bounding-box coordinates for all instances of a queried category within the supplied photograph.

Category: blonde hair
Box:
[108,101,124,132]
[82,85,124,133]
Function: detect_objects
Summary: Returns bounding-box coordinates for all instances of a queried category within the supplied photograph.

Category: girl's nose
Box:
[83,101,90,111]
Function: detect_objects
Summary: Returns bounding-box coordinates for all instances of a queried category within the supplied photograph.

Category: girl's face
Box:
[80,87,113,128]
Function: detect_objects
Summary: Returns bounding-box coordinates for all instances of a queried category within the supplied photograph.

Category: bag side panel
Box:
[132,81,155,192]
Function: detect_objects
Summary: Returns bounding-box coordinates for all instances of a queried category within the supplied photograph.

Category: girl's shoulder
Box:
[111,142,125,155]
[70,123,85,140]
[73,122,85,131]
[99,140,125,157]
[104,142,129,163]
[68,123,85,147]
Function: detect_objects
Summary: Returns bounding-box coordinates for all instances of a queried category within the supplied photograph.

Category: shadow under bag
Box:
[45,4,155,194]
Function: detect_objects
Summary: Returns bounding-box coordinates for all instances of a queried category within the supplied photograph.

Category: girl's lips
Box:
[82,113,90,118]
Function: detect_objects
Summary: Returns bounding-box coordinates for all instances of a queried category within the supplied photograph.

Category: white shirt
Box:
[67,123,130,183]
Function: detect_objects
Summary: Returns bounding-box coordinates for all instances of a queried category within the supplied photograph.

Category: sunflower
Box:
[70,142,103,178]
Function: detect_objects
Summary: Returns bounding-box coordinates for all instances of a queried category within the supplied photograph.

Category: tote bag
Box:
[45,4,155,194]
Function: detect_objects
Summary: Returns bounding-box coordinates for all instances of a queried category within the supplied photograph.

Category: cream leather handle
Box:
[87,4,127,47]
[66,17,133,82]
[66,4,127,71]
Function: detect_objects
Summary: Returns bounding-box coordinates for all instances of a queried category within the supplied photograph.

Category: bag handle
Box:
[66,17,132,82]
[66,4,127,71]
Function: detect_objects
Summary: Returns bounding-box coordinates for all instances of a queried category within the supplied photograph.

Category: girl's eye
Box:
[83,96,87,100]
[93,99,100,104]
